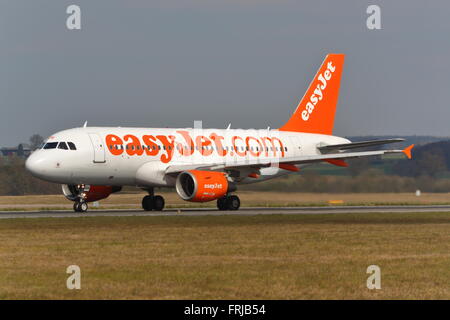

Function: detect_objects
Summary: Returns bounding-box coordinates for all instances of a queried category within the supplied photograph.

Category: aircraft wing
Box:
[165,144,414,175]
[318,138,405,153]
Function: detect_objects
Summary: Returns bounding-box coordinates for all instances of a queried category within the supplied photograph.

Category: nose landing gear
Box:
[73,201,88,213]
[217,195,240,211]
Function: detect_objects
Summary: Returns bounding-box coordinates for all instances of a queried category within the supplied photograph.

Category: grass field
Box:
[2,192,450,211]
[0,212,449,299]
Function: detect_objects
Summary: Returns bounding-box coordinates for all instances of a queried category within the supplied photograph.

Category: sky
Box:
[1,0,450,146]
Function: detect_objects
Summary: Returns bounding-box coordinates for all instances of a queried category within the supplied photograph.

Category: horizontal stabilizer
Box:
[318,138,405,153]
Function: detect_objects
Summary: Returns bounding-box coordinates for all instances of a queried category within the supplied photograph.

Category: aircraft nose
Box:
[25,152,48,177]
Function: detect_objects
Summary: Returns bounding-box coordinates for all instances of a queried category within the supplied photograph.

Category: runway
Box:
[1,205,450,219]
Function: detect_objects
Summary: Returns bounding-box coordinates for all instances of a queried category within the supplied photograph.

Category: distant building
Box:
[0,144,32,158]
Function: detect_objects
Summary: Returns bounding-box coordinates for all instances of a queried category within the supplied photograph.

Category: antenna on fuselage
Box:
[226,123,231,130]
[83,121,88,128]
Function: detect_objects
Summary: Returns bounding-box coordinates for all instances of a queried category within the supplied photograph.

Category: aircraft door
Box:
[88,133,106,163]
[288,136,302,157]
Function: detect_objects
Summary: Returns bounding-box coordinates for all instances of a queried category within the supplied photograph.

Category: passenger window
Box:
[58,142,68,150]
[67,142,77,150]
[43,142,58,149]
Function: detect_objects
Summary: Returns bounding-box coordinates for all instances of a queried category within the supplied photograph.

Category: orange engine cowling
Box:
[62,185,122,202]
[175,170,236,202]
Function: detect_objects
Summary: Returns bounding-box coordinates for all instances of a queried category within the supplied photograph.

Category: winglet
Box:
[403,144,414,159]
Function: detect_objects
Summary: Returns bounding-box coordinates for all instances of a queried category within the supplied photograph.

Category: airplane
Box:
[25,54,414,213]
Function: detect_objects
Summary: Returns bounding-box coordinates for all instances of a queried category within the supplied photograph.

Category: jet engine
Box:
[62,184,122,202]
[175,170,236,202]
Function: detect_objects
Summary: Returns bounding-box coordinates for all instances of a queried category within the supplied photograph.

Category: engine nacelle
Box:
[175,170,236,202]
[62,184,122,202]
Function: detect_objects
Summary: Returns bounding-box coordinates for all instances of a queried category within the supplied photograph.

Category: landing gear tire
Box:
[226,195,240,211]
[217,197,227,211]
[153,195,165,211]
[142,195,165,211]
[73,201,88,213]
[142,195,154,211]
[217,195,240,211]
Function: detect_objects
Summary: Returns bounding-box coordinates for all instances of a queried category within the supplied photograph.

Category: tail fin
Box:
[279,54,345,135]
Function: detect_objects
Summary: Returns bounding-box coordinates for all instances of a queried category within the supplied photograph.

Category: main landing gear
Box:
[73,201,88,213]
[217,195,240,211]
[142,189,165,211]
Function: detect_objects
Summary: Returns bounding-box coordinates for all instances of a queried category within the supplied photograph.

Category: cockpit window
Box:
[58,142,68,150]
[67,142,77,150]
[43,142,58,149]
[42,141,76,150]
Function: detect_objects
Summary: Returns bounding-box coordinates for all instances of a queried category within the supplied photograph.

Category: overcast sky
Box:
[1,0,449,145]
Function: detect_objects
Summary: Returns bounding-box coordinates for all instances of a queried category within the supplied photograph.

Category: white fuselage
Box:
[25,127,350,187]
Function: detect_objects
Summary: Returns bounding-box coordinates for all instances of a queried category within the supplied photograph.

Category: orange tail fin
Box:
[279,54,345,135]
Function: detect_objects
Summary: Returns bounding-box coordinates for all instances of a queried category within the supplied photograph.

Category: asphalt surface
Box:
[1,205,450,219]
